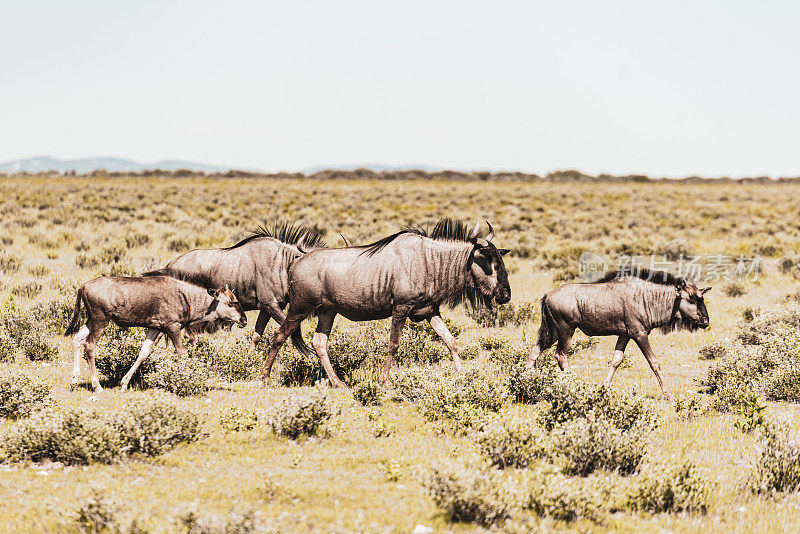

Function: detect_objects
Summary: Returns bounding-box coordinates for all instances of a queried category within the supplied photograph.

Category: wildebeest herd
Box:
[65,218,711,399]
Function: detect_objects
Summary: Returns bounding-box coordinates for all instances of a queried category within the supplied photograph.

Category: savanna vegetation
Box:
[0,173,799,532]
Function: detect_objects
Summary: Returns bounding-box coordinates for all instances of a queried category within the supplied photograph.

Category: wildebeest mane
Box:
[225,221,327,250]
[359,217,473,257]
[594,268,685,286]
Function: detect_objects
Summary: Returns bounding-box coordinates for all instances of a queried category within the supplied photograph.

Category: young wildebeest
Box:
[64,276,247,392]
[526,269,711,400]
[144,222,326,351]
[262,218,511,387]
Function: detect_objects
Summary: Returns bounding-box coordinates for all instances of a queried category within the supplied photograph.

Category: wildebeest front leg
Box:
[166,326,188,358]
[429,315,463,373]
[250,304,285,350]
[381,306,411,386]
[313,310,346,388]
[634,334,673,401]
[70,325,90,390]
[120,328,161,391]
[605,336,630,385]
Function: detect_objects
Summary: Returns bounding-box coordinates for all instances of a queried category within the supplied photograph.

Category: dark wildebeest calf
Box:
[145,222,326,351]
[526,269,710,400]
[64,276,247,392]
[262,218,511,387]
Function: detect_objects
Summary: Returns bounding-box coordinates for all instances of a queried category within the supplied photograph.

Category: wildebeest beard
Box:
[186,317,234,335]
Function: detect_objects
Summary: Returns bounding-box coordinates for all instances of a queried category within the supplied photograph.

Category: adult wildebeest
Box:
[261,218,511,387]
[64,276,247,392]
[144,222,326,352]
[526,268,710,400]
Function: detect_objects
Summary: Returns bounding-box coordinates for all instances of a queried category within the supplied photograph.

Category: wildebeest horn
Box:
[340,233,351,247]
[469,220,481,240]
[485,221,494,242]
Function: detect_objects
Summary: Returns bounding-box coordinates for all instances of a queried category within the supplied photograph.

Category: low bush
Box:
[551,414,649,476]
[476,414,548,468]
[489,342,528,368]
[95,325,152,386]
[192,336,266,381]
[751,420,800,494]
[73,489,119,534]
[0,393,202,464]
[268,386,335,439]
[412,368,510,430]
[722,281,747,297]
[219,406,258,432]
[0,370,51,418]
[423,461,515,527]
[511,366,657,432]
[142,351,211,396]
[468,301,537,328]
[352,379,383,406]
[18,330,59,361]
[626,459,712,514]
[0,327,16,362]
[699,341,727,360]
[11,281,42,299]
[176,507,260,534]
[525,471,603,522]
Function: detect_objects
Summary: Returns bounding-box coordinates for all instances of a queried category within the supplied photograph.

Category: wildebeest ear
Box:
[497,248,510,256]
[701,287,712,295]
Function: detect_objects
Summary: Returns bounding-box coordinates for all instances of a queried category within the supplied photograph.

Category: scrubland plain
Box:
[0,176,799,533]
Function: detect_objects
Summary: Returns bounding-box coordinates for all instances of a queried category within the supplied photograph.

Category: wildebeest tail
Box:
[64,287,84,336]
[536,295,558,351]
[290,321,315,357]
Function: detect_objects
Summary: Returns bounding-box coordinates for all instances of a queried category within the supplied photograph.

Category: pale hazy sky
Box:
[1,1,797,177]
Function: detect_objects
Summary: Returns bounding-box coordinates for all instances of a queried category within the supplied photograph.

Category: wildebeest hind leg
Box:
[605,336,630,385]
[120,328,160,391]
[634,334,673,401]
[261,310,306,385]
[313,310,346,388]
[85,320,107,392]
[70,325,90,390]
[381,306,411,386]
[429,315,463,372]
[554,328,574,371]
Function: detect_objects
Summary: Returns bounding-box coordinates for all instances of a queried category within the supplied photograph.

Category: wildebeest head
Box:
[467,221,511,305]
[675,280,711,329]
[207,285,247,328]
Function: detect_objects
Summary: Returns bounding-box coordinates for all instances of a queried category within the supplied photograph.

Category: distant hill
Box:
[0,156,226,174]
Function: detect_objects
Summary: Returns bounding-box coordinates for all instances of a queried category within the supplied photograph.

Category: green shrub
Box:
[722,281,747,297]
[0,370,51,418]
[627,459,712,514]
[269,386,334,439]
[468,301,537,328]
[476,414,548,468]
[407,368,510,430]
[525,471,603,522]
[95,325,152,386]
[0,393,201,464]
[73,489,119,533]
[352,379,383,406]
[142,351,210,396]
[11,281,42,299]
[219,406,258,432]
[176,507,260,534]
[19,330,59,361]
[489,343,528,367]
[551,414,649,476]
[0,327,16,362]
[508,361,560,404]
[114,392,203,456]
[195,336,265,381]
[423,462,515,527]
[0,253,21,274]
[699,341,727,360]
[28,294,78,335]
[751,420,800,494]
